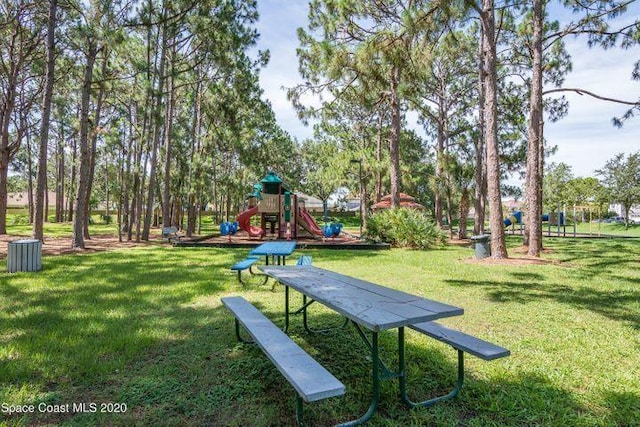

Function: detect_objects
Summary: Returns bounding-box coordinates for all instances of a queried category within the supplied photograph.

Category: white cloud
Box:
[254,2,640,175]
[545,38,640,177]
[254,1,313,141]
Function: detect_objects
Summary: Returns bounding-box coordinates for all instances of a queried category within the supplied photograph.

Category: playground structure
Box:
[503,211,522,227]
[503,210,574,237]
[235,172,337,240]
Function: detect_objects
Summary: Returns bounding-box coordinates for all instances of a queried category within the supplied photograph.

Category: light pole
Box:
[350,159,363,237]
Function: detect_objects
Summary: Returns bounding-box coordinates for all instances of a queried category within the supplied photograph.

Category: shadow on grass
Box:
[3,274,636,426]
[2,245,637,426]
[0,247,240,425]
[545,238,640,274]
[217,305,623,426]
[444,276,640,330]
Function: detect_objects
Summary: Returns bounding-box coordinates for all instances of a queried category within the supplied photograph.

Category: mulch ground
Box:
[0,233,161,259]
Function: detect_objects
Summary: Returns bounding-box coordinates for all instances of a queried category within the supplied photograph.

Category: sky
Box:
[252,1,640,181]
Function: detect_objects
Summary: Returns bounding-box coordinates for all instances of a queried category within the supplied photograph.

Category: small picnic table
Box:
[250,241,297,266]
[260,265,464,426]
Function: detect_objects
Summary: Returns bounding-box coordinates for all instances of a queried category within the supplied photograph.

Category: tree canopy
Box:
[1,0,639,252]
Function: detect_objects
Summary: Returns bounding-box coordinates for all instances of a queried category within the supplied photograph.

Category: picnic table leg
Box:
[399,326,465,408]
[283,285,290,334]
[298,295,349,335]
[233,319,254,344]
[337,331,381,427]
[235,266,269,286]
[247,265,269,286]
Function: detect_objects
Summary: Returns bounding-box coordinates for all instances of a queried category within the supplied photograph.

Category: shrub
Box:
[9,214,29,225]
[364,208,447,249]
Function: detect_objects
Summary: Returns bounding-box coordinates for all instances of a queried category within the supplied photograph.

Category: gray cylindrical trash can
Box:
[470,235,491,259]
[7,239,42,272]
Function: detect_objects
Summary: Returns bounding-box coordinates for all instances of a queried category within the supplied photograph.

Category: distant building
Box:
[346,198,360,212]
[296,192,324,212]
[7,191,64,208]
[609,203,640,218]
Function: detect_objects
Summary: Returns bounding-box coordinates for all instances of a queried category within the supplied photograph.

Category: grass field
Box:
[1,230,639,426]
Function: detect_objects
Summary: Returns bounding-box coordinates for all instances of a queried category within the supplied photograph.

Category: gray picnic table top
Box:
[259,265,463,332]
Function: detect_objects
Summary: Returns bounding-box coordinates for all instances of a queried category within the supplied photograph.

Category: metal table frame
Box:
[260,265,464,426]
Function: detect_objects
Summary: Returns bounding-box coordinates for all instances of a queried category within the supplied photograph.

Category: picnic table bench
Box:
[229,256,260,284]
[406,321,510,407]
[229,242,298,285]
[221,296,345,425]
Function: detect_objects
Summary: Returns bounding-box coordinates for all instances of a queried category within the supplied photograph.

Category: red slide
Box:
[297,207,324,236]
[237,206,264,237]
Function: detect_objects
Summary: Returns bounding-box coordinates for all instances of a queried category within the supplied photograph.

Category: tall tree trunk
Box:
[375,114,383,202]
[72,40,97,249]
[142,13,168,241]
[121,104,134,237]
[135,151,148,242]
[0,73,19,235]
[45,187,49,221]
[525,0,545,257]
[480,0,507,258]
[474,22,487,236]
[162,50,176,228]
[56,111,65,222]
[130,99,145,241]
[104,156,110,218]
[389,66,402,208]
[67,135,77,222]
[25,128,34,223]
[211,156,218,224]
[83,53,108,240]
[458,187,470,239]
[117,144,124,242]
[187,74,202,237]
[434,108,445,227]
[33,0,57,241]
[445,189,454,239]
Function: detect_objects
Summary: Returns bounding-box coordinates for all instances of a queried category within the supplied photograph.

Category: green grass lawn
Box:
[7,217,118,238]
[1,235,639,426]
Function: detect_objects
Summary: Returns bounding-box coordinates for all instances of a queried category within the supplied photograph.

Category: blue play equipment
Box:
[504,210,573,237]
[323,223,343,238]
[220,222,229,236]
[220,221,239,236]
[504,211,522,227]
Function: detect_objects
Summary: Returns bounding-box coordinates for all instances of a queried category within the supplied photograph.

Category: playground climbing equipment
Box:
[236,171,334,240]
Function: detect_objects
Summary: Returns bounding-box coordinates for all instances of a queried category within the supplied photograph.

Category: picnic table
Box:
[260,265,465,426]
[231,241,297,285]
[249,241,297,265]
